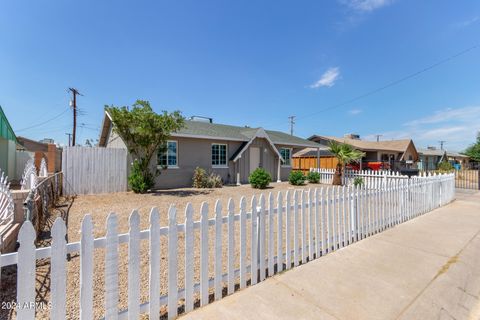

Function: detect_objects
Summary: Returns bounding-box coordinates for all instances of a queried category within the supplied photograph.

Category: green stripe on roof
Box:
[0,105,17,143]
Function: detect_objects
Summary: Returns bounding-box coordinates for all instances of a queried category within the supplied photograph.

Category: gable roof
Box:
[99,111,320,148]
[231,128,283,162]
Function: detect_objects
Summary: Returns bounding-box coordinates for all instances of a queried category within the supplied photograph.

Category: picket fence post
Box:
[168,205,178,319]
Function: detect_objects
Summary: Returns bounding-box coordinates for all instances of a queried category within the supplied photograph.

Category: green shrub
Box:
[437,161,454,172]
[192,167,208,188]
[192,167,223,188]
[129,159,155,193]
[249,168,271,189]
[306,171,320,183]
[353,177,364,187]
[288,170,306,186]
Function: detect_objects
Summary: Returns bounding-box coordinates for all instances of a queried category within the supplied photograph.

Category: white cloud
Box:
[341,0,394,12]
[364,105,480,151]
[349,109,362,115]
[456,16,479,28]
[310,67,340,88]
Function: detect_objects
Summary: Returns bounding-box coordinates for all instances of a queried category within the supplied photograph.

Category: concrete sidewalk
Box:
[181,190,480,320]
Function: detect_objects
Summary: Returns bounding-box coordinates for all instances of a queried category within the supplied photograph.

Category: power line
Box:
[15,108,70,132]
[293,44,478,122]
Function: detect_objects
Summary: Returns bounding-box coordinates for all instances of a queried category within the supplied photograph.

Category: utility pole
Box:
[65,133,72,147]
[68,88,82,146]
[375,134,383,142]
[288,115,296,136]
[439,140,446,150]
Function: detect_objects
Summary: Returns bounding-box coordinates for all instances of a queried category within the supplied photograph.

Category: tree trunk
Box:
[332,163,342,185]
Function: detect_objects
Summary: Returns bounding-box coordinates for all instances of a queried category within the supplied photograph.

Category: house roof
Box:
[417,148,468,159]
[0,105,17,144]
[417,148,446,157]
[446,151,469,159]
[99,111,320,148]
[310,135,413,152]
[17,136,50,152]
[293,147,333,158]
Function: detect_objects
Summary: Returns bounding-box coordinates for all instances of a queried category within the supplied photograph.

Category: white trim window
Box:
[280,148,292,167]
[212,143,228,167]
[157,140,178,168]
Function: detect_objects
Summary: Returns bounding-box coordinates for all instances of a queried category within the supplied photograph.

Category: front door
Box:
[250,147,260,174]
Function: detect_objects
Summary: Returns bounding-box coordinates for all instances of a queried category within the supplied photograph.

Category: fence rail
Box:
[0,173,455,319]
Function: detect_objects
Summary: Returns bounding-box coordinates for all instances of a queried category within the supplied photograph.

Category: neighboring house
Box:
[0,106,18,179]
[17,136,62,174]
[418,147,470,170]
[303,134,419,171]
[417,147,446,171]
[446,151,470,169]
[99,112,321,188]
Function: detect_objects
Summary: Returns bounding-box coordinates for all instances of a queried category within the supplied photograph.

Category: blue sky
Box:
[1,0,479,151]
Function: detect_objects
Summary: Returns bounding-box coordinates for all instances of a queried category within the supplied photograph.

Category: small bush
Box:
[206,172,223,188]
[192,167,223,188]
[437,160,454,172]
[289,170,306,186]
[249,168,271,189]
[306,171,320,183]
[192,167,208,188]
[129,160,155,193]
[353,177,364,187]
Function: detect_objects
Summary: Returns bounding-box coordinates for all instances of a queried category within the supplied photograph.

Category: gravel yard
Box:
[3,182,332,319]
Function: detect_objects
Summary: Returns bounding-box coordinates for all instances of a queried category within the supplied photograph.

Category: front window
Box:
[212,144,227,167]
[280,148,291,166]
[158,141,178,167]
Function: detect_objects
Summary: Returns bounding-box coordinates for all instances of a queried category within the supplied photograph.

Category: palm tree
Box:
[328,141,365,185]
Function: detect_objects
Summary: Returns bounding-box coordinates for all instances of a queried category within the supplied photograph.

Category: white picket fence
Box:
[0,173,455,319]
[312,168,410,186]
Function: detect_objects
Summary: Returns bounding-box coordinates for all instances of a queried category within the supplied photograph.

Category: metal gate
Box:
[455,169,480,190]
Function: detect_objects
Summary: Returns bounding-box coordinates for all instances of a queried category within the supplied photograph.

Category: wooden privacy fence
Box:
[293,156,338,173]
[454,169,479,190]
[0,173,455,319]
[62,147,127,195]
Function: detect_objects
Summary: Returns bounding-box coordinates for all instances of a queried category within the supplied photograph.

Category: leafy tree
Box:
[106,100,185,193]
[328,141,365,186]
[437,160,454,172]
[464,132,480,162]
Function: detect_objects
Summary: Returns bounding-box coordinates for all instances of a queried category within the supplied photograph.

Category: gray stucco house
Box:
[99,112,320,188]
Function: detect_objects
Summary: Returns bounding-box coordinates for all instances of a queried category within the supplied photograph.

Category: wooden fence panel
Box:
[62,146,127,195]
